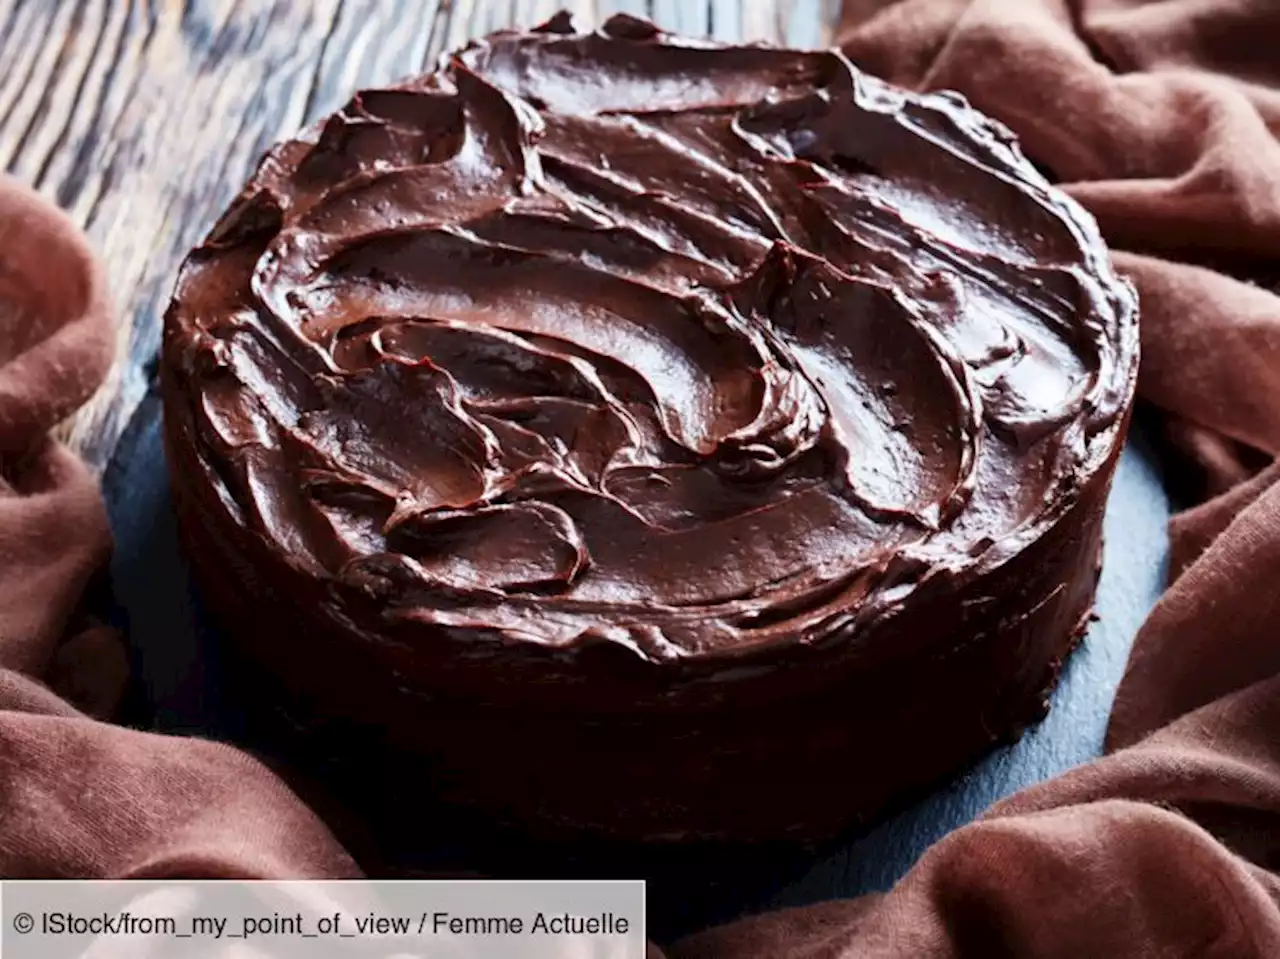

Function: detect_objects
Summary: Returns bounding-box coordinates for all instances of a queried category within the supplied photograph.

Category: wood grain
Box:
[0,0,835,470]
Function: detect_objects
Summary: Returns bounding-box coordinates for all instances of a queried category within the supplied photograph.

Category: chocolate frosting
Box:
[166,13,1138,673]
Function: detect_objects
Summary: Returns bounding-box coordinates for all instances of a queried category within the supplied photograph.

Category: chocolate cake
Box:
[161,13,1139,844]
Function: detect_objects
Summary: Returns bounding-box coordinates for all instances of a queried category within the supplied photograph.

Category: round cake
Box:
[162,13,1139,844]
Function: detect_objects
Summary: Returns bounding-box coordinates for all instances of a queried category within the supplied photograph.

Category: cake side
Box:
[164,402,1122,842]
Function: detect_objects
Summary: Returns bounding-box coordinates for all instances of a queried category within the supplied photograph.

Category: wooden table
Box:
[0,0,836,470]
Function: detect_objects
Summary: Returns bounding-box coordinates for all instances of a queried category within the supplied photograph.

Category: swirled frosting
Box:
[166,13,1138,668]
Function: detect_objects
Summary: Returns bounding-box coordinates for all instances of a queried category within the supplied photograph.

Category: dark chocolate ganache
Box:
[166,13,1138,675]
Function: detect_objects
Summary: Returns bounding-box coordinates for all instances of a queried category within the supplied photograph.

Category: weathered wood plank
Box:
[0,0,832,470]
[0,0,435,467]
[296,1,440,127]
[652,0,710,38]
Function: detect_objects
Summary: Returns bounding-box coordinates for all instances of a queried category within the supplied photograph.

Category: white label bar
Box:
[1,879,645,957]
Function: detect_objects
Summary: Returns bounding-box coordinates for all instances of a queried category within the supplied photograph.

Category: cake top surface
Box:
[165,13,1138,664]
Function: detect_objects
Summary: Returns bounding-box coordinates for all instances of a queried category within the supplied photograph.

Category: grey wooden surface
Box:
[0,0,837,470]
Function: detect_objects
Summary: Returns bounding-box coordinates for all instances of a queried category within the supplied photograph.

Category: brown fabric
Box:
[662,1,1280,955]
[0,173,357,880]
[5,1,1280,955]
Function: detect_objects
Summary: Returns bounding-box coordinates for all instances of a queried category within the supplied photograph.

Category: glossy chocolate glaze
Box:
[162,13,1139,842]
